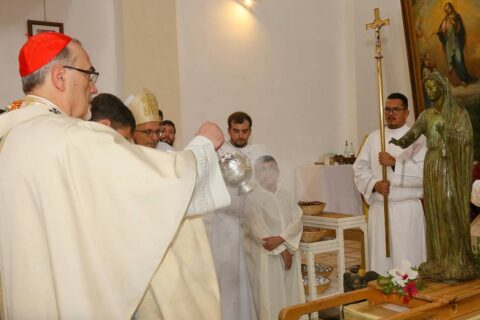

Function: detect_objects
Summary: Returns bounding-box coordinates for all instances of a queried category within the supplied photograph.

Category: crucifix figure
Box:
[366,8,391,257]
[367,8,390,58]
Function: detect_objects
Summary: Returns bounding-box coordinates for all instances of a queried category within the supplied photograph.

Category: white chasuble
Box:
[136,217,220,320]
[135,137,228,320]
[0,96,230,319]
[353,124,427,275]
[244,186,305,320]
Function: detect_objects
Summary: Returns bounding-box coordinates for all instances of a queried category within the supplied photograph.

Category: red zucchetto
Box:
[19,32,72,77]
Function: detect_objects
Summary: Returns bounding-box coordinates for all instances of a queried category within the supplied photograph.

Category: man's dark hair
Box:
[228,111,252,128]
[90,93,136,132]
[387,93,408,109]
[161,120,176,133]
[158,109,163,120]
[0,109,5,115]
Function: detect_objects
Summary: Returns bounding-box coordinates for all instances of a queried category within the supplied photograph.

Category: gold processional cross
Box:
[366,8,391,257]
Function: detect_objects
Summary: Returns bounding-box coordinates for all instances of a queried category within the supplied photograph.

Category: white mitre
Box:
[125,88,160,125]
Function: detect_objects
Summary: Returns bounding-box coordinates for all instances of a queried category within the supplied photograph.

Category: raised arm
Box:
[390,111,426,149]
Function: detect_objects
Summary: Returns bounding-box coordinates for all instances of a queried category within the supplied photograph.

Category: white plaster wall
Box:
[0,0,415,195]
[0,0,122,107]
[353,0,415,143]
[121,0,182,143]
[176,0,357,193]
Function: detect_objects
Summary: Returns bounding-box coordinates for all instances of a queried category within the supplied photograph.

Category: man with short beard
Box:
[222,111,266,163]
[160,120,176,147]
[204,111,267,320]
[353,92,427,275]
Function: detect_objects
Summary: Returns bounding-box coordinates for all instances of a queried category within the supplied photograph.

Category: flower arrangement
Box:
[376,260,424,303]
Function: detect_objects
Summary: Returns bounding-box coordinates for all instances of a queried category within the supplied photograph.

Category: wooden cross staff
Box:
[366,8,391,258]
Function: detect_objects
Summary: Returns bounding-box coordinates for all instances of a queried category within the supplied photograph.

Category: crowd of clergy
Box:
[1,30,480,320]
[0,32,305,320]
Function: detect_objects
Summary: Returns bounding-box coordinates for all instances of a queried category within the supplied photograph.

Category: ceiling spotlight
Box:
[235,0,257,9]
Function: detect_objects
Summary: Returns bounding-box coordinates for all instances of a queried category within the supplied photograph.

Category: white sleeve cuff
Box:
[184,136,231,215]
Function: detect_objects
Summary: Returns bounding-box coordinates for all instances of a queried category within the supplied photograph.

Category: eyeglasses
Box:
[135,129,162,137]
[63,65,99,85]
[384,107,407,114]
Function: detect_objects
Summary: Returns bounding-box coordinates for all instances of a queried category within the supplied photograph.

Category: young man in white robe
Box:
[126,89,222,320]
[353,92,427,275]
[244,155,305,320]
[0,32,230,320]
[203,111,266,320]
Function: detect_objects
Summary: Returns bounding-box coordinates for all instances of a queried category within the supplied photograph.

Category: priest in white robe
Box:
[0,32,230,320]
[244,155,305,320]
[353,93,427,275]
[203,111,266,320]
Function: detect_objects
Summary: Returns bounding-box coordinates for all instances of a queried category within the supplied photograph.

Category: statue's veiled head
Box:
[424,72,450,103]
[424,78,443,102]
[423,71,466,130]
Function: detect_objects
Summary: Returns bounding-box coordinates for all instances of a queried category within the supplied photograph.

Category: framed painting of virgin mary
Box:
[401,0,480,160]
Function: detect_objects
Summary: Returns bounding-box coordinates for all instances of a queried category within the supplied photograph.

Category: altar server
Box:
[353,92,427,275]
[244,155,305,320]
[203,111,266,320]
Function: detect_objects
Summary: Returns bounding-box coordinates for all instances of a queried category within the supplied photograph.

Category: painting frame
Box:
[27,20,64,36]
[401,0,480,160]
[400,0,423,118]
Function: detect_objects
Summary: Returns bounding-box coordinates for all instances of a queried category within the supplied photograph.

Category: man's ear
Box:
[97,118,112,127]
[51,64,66,91]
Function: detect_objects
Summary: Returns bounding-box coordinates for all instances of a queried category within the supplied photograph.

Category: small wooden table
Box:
[302,212,369,294]
[300,239,342,301]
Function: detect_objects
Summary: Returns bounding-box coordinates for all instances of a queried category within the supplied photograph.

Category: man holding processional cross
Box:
[353,9,427,275]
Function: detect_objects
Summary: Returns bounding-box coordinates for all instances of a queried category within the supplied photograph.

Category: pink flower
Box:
[404,281,418,297]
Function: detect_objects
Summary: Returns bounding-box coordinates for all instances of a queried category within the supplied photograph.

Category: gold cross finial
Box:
[366,8,390,58]
[366,8,390,31]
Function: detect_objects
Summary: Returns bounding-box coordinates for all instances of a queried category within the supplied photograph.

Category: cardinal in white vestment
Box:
[0,32,230,320]
[353,93,427,275]
[203,112,266,320]
[244,155,305,320]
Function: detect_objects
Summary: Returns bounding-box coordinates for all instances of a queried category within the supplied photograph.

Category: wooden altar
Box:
[279,278,480,320]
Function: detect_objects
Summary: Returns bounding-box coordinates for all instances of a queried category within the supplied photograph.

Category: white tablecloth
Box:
[295,164,363,215]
